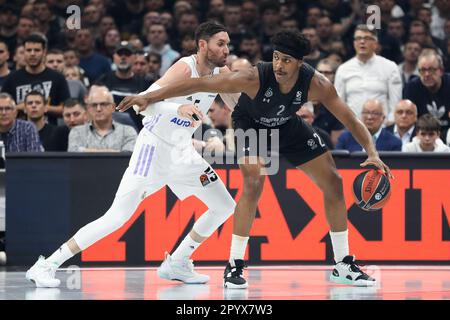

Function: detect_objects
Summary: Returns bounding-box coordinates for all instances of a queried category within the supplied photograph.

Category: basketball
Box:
[353,169,391,211]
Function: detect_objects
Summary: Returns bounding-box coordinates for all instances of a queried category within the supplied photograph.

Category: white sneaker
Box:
[157,252,209,284]
[329,255,377,287]
[26,256,61,288]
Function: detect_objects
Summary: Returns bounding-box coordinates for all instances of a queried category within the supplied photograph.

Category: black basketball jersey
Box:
[233,61,315,128]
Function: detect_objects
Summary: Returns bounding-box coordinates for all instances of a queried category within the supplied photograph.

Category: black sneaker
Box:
[223,259,248,289]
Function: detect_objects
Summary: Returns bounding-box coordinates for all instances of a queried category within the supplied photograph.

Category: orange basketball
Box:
[353,169,391,211]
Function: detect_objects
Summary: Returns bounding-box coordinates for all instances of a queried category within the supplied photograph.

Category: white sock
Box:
[229,234,249,261]
[46,243,74,268]
[171,235,201,260]
[329,230,349,263]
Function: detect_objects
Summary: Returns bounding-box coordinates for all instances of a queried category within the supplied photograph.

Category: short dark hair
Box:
[24,90,46,104]
[271,30,311,59]
[24,32,48,50]
[195,21,228,48]
[354,24,378,38]
[241,31,258,42]
[416,114,441,133]
[260,0,280,15]
[47,49,64,55]
[146,52,162,65]
[64,98,86,110]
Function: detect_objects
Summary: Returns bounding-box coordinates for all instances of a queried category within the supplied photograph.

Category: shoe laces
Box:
[230,262,246,278]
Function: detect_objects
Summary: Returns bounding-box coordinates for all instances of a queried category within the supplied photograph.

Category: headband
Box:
[273,45,303,60]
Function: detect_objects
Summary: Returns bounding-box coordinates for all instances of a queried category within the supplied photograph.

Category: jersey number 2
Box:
[313,133,326,147]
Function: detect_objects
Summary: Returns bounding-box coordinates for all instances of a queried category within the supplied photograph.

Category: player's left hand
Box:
[116,95,150,113]
[360,155,393,179]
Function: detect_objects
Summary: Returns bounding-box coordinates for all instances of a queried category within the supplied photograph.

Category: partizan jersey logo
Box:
[263,87,273,103]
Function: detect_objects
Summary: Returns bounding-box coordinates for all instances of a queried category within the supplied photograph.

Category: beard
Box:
[206,49,226,68]
[117,63,132,73]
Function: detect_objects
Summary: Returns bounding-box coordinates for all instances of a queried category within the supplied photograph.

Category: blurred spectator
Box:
[398,41,422,85]
[13,45,26,70]
[208,0,226,19]
[89,0,107,17]
[385,99,418,145]
[129,37,144,51]
[63,49,90,87]
[144,24,180,76]
[45,49,65,73]
[313,59,344,146]
[83,4,102,32]
[75,28,111,83]
[174,1,193,21]
[160,11,175,38]
[145,0,165,12]
[180,31,197,57]
[417,6,432,27]
[24,90,60,151]
[260,0,282,61]
[1,33,70,125]
[402,114,450,152]
[329,40,348,62]
[132,51,150,78]
[68,86,137,152]
[32,0,63,49]
[16,16,36,47]
[326,52,344,65]
[240,0,260,34]
[403,50,450,143]
[230,58,252,72]
[96,42,152,131]
[177,11,200,39]
[147,52,162,81]
[141,11,161,40]
[0,41,10,91]
[63,98,88,130]
[387,18,406,45]
[316,16,334,53]
[239,32,262,66]
[99,16,118,41]
[305,4,322,29]
[408,20,444,53]
[45,49,87,104]
[0,4,20,54]
[297,102,333,149]
[336,99,402,152]
[302,27,327,68]
[223,0,244,54]
[335,25,402,123]
[101,28,122,60]
[430,0,450,41]
[109,0,146,35]
[54,98,90,151]
[0,92,41,152]
[281,18,300,33]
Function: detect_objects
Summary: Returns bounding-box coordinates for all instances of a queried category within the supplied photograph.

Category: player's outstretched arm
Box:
[309,72,393,178]
[116,67,258,113]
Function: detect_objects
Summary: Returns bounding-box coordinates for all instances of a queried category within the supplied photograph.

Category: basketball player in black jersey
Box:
[118,30,392,289]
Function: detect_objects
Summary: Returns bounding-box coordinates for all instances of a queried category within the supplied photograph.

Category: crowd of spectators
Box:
[0,0,449,154]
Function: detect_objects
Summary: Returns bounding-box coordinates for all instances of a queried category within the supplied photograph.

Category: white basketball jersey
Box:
[142,55,219,146]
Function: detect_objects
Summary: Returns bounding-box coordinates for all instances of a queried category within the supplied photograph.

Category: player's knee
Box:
[243,175,265,199]
[325,170,344,199]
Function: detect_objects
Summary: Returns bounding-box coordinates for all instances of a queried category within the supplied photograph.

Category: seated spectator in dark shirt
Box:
[24,90,60,151]
[336,99,402,152]
[403,50,450,144]
[385,99,418,146]
[296,102,333,150]
[54,98,89,151]
[0,92,41,152]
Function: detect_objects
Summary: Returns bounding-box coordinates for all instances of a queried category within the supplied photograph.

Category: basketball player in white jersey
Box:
[26,22,241,288]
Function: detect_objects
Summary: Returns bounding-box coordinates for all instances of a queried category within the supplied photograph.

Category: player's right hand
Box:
[178,104,203,122]
[116,95,150,113]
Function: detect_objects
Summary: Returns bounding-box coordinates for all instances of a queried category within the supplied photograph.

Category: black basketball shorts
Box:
[232,115,328,167]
